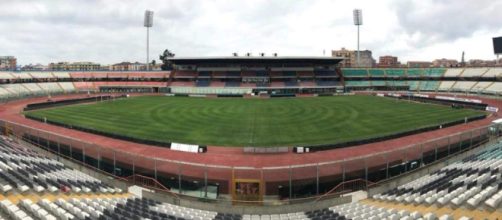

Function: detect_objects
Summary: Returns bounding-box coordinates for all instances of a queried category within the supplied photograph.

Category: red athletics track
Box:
[0,93,500,185]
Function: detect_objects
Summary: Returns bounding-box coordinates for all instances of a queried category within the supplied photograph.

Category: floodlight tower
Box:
[494,37,502,65]
[144,10,154,71]
[353,9,363,67]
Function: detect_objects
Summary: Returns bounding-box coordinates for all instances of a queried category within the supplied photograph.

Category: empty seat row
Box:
[373,142,502,210]
[0,137,122,195]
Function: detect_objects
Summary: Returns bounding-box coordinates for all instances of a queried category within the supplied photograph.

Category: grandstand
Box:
[461,68,488,78]
[369,142,502,219]
[3,64,502,218]
[0,136,129,219]
[0,127,500,219]
[0,67,501,96]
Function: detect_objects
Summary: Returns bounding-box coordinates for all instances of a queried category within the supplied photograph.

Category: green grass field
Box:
[24,95,485,147]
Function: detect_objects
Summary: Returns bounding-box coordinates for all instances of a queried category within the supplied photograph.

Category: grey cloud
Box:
[2,0,499,65]
[393,0,502,46]
[0,0,188,29]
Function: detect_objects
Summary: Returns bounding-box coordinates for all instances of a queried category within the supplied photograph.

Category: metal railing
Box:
[1,116,495,205]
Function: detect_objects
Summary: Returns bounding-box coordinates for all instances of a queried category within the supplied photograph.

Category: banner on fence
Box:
[486,106,499,112]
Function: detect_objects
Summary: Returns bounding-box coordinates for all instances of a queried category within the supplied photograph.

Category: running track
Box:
[0,93,500,183]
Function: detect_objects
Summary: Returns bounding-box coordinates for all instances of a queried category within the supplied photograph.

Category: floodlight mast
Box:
[144,10,154,71]
[353,9,362,67]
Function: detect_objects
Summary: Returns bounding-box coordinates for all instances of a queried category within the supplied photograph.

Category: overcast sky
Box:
[1,0,502,65]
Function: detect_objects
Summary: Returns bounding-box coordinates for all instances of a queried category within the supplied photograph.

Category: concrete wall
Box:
[142,190,351,215]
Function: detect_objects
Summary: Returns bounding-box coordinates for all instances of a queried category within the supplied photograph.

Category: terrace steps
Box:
[56,82,65,92]
[483,81,496,90]
[2,191,130,204]
[362,199,502,220]
[458,68,466,78]
[478,69,490,78]
[20,84,33,93]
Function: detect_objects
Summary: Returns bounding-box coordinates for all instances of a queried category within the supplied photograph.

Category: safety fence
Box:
[0,117,496,205]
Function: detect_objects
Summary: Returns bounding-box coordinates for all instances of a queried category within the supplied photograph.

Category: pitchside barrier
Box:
[0,90,83,103]
[0,118,496,203]
[23,95,126,111]
[243,147,289,153]
[303,114,486,152]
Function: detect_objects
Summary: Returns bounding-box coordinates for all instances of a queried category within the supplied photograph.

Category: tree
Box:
[159,49,175,70]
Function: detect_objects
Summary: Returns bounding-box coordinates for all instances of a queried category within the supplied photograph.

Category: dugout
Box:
[99,86,161,93]
[252,87,342,96]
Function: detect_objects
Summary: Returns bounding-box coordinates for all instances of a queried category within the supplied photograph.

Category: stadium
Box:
[2,55,502,219]
[2,1,502,219]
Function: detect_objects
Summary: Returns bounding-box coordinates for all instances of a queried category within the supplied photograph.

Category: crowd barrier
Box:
[23,95,118,111]
[397,95,488,110]
[0,118,495,202]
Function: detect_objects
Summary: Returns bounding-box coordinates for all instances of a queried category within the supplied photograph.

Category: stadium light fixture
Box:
[353,9,362,67]
[144,10,154,71]
[494,36,502,65]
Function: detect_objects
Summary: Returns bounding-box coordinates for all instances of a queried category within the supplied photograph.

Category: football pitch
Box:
[24,95,485,147]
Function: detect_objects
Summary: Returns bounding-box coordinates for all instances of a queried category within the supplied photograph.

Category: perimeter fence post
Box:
[364,158,368,182]
[342,160,346,191]
[470,130,473,149]
[289,166,293,199]
[204,165,208,198]
[178,163,182,194]
[132,155,135,176]
[316,164,320,195]
[434,144,438,162]
[69,143,73,161]
[57,136,61,161]
[385,153,389,179]
[113,151,116,176]
[447,136,451,156]
[83,145,86,165]
[459,132,465,151]
[98,146,101,170]
[403,149,408,173]
[46,132,49,149]
[37,129,40,146]
[154,158,158,180]
[420,144,424,166]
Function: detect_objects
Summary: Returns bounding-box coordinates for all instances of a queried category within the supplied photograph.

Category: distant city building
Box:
[407,61,432,68]
[150,63,162,71]
[331,48,375,68]
[0,56,17,70]
[100,65,111,71]
[377,56,400,68]
[466,59,497,67]
[48,62,101,71]
[432,58,459,68]
[21,63,48,71]
[111,62,147,71]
